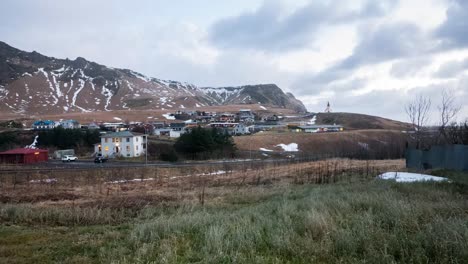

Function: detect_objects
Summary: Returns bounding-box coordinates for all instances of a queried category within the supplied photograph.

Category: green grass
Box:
[1,171,468,263]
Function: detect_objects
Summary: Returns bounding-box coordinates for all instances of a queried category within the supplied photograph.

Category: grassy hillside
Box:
[235,130,407,159]
[316,112,412,130]
[1,169,467,263]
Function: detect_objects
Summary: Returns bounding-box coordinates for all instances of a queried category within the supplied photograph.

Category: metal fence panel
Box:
[406,144,468,171]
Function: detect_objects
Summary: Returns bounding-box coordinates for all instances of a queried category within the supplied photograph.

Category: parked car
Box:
[62,155,78,162]
[94,156,108,163]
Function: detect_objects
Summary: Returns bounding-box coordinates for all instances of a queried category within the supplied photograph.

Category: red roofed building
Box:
[0,148,49,164]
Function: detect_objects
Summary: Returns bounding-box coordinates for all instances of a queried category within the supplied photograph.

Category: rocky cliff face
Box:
[0,41,307,115]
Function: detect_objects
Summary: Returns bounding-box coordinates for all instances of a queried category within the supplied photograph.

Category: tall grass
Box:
[108,179,468,263]
[1,172,468,263]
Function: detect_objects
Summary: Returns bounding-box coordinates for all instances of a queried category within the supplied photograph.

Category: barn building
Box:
[0,148,49,164]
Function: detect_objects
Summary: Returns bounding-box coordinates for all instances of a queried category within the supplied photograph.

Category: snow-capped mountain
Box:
[0,41,307,115]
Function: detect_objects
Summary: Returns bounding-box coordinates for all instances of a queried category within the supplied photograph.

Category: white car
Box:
[61,155,78,162]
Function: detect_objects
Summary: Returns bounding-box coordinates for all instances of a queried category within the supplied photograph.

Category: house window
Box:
[136,137,139,142]
[126,137,130,142]
[136,145,139,151]
[104,138,108,143]
[105,146,109,151]
[112,138,115,143]
[126,146,130,152]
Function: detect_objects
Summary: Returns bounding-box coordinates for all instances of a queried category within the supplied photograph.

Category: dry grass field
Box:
[2,159,468,263]
[234,130,407,159]
[0,159,404,208]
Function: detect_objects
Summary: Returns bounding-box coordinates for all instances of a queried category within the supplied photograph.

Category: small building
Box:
[294,124,344,133]
[170,130,185,138]
[87,122,100,130]
[102,122,127,131]
[154,128,172,136]
[94,131,146,158]
[217,113,236,123]
[32,120,57,130]
[53,149,75,159]
[170,123,186,131]
[234,123,251,135]
[238,109,255,121]
[60,119,80,129]
[151,122,167,129]
[209,122,238,128]
[0,148,49,164]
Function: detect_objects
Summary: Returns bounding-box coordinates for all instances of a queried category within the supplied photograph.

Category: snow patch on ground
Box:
[259,148,274,152]
[276,143,299,152]
[259,105,267,110]
[30,178,57,184]
[308,115,316,125]
[113,117,122,121]
[106,178,155,184]
[378,172,450,183]
[197,170,227,176]
[162,113,175,120]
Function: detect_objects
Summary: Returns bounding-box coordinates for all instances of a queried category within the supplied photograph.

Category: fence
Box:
[406,144,468,171]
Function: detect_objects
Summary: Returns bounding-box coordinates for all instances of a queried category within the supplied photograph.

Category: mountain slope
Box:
[199,84,306,113]
[0,41,307,115]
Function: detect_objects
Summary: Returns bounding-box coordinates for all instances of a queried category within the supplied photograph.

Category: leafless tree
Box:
[437,88,461,143]
[405,94,431,148]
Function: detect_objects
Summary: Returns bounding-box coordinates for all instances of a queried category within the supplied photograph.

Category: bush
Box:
[0,131,20,151]
[159,151,179,162]
[147,142,179,162]
[174,127,236,159]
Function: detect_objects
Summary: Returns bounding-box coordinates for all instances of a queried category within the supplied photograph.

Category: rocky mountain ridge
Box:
[0,41,307,115]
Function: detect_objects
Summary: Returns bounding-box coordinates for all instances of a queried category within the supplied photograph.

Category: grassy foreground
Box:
[1,170,468,263]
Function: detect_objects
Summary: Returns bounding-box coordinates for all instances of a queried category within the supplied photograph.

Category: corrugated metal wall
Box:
[406,145,468,171]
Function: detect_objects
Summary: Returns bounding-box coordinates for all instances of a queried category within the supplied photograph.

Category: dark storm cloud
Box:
[339,22,426,69]
[209,0,396,51]
[435,0,468,48]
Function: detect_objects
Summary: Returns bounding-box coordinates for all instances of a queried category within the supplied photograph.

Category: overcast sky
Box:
[1,0,467,122]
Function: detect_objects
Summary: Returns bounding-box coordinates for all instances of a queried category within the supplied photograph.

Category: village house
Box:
[102,122,127,131]
[32,120,58,130]
[59,119,80,129]
[237,109,255,122]
[216,113,236,123]
[154,128,172,136]
[290,124,344,133]
[169,123,187,138]
[87,122,100,130]
[94,131,146,158]
[234,123,252,135]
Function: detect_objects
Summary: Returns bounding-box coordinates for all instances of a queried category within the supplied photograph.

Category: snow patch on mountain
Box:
[101,85,113,111]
